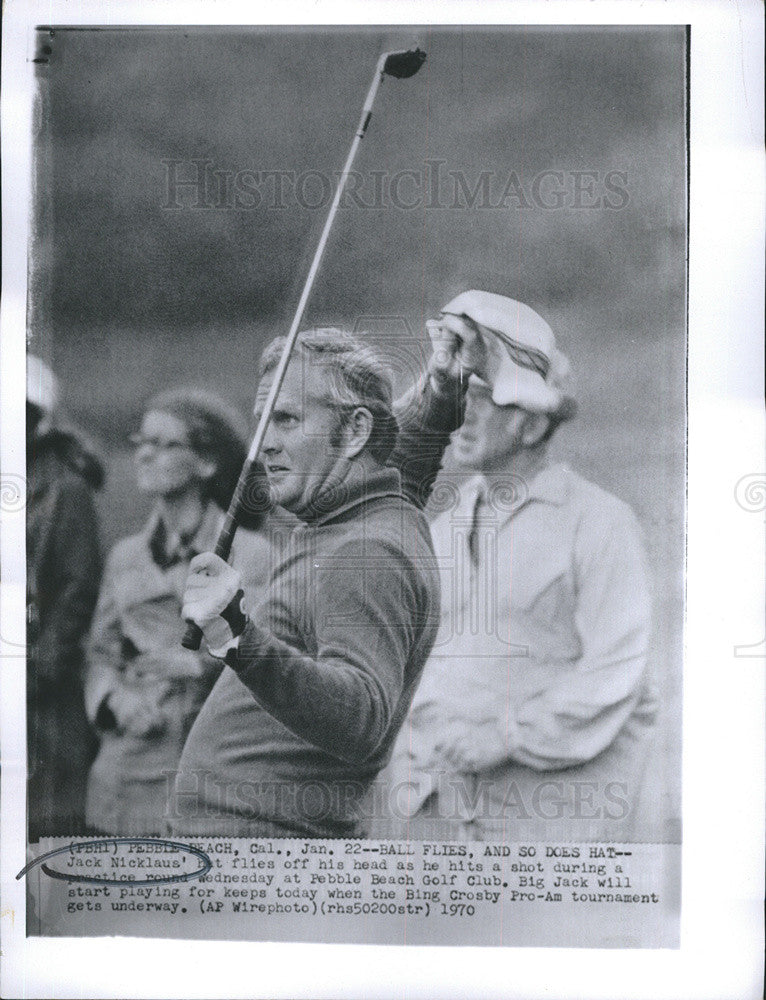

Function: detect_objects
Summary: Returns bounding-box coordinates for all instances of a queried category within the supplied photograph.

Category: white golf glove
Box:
[182,552,248,658]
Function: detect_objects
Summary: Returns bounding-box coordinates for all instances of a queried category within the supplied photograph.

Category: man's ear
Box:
[520,411,550,448]
[342,407,374,458]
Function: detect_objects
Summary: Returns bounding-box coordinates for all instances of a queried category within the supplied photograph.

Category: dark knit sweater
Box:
[170,379,460,838]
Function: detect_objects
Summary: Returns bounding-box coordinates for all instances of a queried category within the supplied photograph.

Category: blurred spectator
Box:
[84,388,290,835]
[27,354,103,841]
[386,291,658,841]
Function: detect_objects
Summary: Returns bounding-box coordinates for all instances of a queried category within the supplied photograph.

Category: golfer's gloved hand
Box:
[182,552,248,658]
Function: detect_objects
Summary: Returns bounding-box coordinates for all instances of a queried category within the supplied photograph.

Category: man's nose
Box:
[261,420,281,454]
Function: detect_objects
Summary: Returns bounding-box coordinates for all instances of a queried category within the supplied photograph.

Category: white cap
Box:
[439,290,570,412]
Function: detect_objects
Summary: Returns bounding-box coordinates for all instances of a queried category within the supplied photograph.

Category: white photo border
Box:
[1,1,763,998]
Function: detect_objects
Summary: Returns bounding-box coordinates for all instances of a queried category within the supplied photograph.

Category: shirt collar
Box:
[455,473,489,520]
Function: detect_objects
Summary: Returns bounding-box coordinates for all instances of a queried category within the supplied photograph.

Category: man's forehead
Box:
[253,355,327,410]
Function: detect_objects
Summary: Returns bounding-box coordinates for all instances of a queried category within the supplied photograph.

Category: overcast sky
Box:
[29,25,687,548]
[31,26,685,337]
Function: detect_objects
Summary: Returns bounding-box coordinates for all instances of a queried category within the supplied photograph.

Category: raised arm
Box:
[389,375,465,509]
[388,323,471,508]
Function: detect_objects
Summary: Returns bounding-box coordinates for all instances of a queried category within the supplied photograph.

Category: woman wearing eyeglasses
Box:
[84,388,292,835]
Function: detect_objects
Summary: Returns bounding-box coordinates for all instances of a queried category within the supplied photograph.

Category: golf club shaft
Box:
[182,57,390,650]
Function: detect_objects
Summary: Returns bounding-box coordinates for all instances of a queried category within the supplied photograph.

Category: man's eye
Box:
[274,413,299,428]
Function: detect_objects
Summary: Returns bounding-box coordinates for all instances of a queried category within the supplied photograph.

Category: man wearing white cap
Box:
[388,290,657,842]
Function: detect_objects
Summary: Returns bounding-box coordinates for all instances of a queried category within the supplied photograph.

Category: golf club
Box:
[182,46,427,649]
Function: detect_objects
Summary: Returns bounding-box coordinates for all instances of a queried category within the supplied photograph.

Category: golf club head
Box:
[382,47,427,79]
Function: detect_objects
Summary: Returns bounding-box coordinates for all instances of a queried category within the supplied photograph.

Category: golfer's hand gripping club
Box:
[182,552,248,655]
[181,512,238,649]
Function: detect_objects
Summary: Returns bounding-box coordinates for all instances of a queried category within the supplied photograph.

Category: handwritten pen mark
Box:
[17,837,212,888]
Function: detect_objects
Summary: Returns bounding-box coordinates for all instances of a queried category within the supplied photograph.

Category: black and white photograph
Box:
[1,0,763,996]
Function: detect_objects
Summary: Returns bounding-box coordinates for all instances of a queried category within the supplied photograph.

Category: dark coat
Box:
[27,428,104,840]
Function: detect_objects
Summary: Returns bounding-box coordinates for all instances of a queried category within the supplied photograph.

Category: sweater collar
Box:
[299,463,405,527]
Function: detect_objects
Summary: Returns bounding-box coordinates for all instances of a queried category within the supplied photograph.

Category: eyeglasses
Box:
[128,433,193,452]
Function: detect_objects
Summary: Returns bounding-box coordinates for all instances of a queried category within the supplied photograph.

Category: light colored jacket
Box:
[84,503,289,834]
[388,464,658,841]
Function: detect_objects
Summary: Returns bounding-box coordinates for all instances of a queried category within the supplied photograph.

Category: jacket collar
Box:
[453,462,569,525]
[523,462,569,507]
[143,501,221,569]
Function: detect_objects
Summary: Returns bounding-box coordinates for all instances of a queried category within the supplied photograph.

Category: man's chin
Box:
[268,485,296,511]
[267,481,311,517]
